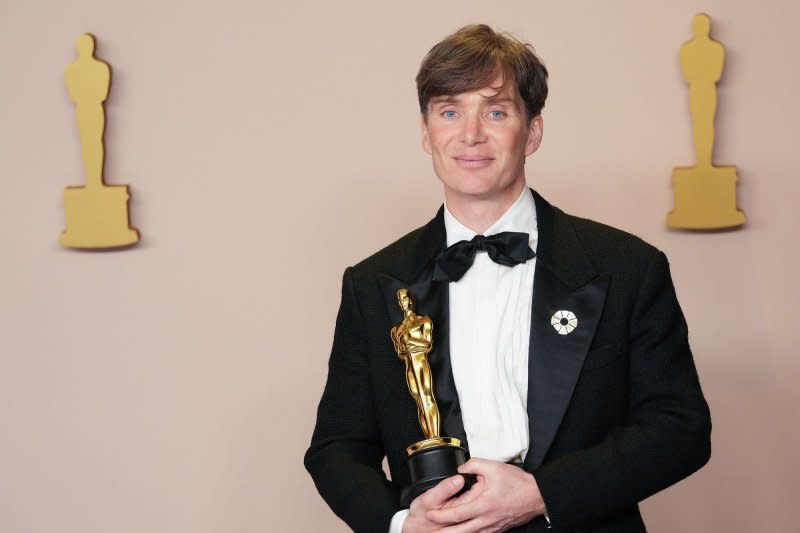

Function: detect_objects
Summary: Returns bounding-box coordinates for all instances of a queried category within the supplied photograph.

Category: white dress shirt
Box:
[390,188,538,532]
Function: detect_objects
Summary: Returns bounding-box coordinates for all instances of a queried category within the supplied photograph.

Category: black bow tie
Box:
[433,231,536,282]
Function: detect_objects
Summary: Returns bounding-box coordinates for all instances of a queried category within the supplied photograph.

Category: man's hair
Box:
[416,24,549,122]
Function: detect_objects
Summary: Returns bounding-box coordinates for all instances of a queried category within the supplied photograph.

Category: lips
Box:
[454,155,494,169]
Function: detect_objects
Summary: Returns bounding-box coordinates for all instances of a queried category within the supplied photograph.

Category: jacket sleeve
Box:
[304,267,400,532]
[532,251,711,530]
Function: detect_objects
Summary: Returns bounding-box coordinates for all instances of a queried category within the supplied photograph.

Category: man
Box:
[305,24,711,532]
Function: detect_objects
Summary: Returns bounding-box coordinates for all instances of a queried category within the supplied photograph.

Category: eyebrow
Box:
[428,96,458,106]
[428,95,515,107]
[483,96,515,105]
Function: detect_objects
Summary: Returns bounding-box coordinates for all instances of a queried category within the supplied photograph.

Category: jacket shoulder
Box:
[563,211,665,272]
[356,226,424,271]
[348,213,442,282]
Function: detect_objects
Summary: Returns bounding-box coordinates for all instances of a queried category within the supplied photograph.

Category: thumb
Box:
[457,457,491,476]
[417,475,464,509]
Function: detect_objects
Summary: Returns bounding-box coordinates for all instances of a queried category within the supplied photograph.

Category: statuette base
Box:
[401,440,476,507]
[60,185,139,248]
[667,165,746,229]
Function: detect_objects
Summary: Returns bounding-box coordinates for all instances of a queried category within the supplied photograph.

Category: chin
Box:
[444,178,518,202]
[445,187,506,205]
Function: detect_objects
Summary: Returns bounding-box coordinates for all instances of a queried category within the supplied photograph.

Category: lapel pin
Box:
[551,310,578,335]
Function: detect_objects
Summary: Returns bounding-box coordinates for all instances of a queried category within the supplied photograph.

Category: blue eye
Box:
[489,110,506,119]
[442,110,458,119]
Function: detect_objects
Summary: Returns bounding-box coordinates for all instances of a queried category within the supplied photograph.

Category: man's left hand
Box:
[424,458,547,532]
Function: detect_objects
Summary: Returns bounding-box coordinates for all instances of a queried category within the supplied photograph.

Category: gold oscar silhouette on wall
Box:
[60,33,139,249]
[667,13,746,229]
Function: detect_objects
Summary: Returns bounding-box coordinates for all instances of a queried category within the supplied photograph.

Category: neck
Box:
[444,180,527,234]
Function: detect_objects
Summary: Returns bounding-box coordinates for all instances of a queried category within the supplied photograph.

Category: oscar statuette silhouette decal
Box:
[60,33,139,249]
[667,14,746,229]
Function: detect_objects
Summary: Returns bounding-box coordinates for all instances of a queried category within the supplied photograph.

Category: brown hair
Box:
[416,24,549,121]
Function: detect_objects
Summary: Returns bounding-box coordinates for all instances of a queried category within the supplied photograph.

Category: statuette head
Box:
[396,288,414,312]
[75,33,95,57]
[692,14,711,38]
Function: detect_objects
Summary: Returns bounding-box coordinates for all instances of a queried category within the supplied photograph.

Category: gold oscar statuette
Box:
[60,33,140,249]
[391,289,474,506]
[667,13,746,229]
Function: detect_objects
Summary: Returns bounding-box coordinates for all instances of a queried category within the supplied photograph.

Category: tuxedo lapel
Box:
[525,191,610,469]
[376,209,470,450]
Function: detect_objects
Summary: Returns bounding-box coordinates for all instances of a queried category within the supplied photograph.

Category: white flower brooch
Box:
[551,310,578,335]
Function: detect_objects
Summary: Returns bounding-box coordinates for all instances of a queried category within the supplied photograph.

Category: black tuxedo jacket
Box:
[305,191,711,532]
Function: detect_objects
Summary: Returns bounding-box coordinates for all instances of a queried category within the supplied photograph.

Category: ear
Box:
[421,114,432,155]
[525,115,543,156]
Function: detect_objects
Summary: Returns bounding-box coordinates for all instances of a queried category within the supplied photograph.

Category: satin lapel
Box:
[376,208,470,450]
[524,190,610,469]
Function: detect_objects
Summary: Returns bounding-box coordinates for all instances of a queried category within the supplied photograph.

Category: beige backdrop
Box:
[1,0,798,531]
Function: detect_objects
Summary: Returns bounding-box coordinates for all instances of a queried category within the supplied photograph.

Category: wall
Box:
[1,1,797,531]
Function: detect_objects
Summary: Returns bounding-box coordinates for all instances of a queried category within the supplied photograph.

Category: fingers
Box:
[416,475,465,510]
[421,460,544,531]
[426,493,487,525]
[456,457,493,476]
[436,518,485,533]
[424,461,492,525]
[441,477,483,509]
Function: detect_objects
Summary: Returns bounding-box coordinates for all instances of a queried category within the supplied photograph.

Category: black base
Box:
[400,444,477,507]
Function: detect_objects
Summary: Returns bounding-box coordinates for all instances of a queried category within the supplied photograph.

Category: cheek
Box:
[428,127,456,150]
[431,141,452,161]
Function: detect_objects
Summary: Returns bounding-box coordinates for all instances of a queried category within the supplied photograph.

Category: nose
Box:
[461,113,486,145]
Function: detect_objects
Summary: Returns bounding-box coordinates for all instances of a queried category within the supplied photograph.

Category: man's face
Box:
[421,75,542,205]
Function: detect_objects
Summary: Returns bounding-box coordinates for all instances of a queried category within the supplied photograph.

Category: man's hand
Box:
[423,458,547,533]
[402,475,478,532]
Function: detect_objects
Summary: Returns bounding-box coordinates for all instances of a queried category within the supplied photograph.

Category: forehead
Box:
[428,76,521,107]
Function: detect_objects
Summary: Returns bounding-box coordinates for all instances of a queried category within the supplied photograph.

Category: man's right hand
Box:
[402,475,474,532]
